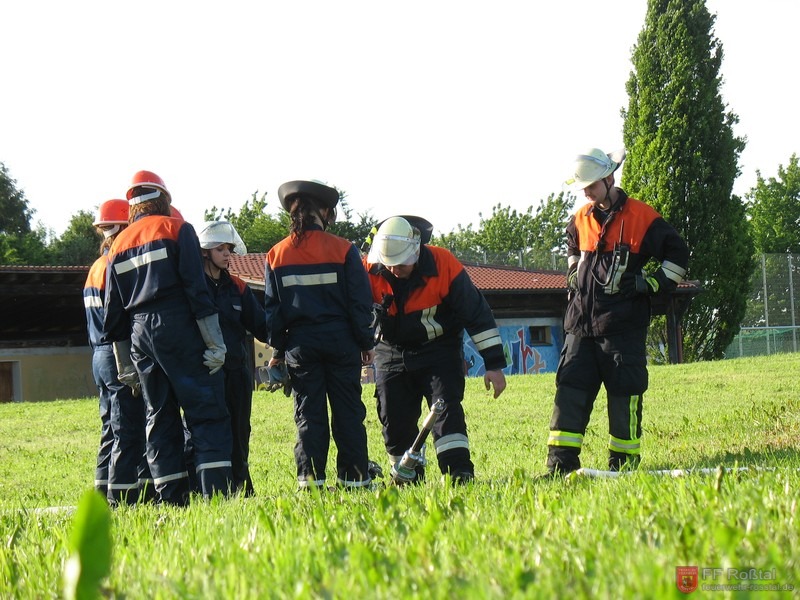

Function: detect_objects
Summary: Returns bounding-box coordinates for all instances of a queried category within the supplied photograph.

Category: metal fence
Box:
[449,248,568,271]
[725,254,800,358]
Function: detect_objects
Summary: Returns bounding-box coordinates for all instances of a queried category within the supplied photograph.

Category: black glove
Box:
[567,266,578,291]
[367,461,384,480]
[619,272,659,297]
[266,362,292,397]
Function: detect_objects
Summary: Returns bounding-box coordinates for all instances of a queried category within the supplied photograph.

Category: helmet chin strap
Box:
[101,225,121,239]
[596,178,615,210]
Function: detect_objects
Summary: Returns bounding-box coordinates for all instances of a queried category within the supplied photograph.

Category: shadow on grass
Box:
[647,445,800,471]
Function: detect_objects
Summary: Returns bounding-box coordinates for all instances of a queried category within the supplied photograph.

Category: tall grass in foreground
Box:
[1,354,798,598]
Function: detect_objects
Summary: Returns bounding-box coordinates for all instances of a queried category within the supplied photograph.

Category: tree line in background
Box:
[1,0,798,363]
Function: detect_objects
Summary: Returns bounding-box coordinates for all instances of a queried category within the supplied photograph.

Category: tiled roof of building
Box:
[459,262,566,291]
[229,253,268,282]
[229,253,567,291]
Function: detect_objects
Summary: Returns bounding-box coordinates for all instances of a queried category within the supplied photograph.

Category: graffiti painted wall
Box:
[252,319,565,388]
[463,321,563,377]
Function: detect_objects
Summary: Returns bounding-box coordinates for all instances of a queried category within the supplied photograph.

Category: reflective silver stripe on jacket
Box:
[114,247,169,274]
[661,260,687,283]
[421,306,443,340]
[84,296,103,308]
[471,327,502,351]
[281,272,338,287]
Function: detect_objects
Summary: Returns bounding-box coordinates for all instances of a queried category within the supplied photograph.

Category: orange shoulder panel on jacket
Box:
[109,215,183,257]
[426,246,464,281]
[399,246,465,314]
[229,273,248,294]
[84,255,108,290]
[574,198,660,253]
[267,230,352,267]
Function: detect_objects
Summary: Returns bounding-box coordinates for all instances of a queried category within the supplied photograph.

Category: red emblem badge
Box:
[676,566,699,593]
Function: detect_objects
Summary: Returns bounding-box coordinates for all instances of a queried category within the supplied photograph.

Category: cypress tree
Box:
[622,0,752,360]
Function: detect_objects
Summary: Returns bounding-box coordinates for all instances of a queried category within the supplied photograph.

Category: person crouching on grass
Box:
[363,216,507,485]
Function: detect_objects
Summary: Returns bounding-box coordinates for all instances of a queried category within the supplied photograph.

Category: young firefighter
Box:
[264,180,376,491]
[195,220,268,496]
[84,199,151,503]
[103,170,233,505]
[364,216,507,485]
[545,147,690,475]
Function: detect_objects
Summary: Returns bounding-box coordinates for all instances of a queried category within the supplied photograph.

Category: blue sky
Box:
[2,1,797,238]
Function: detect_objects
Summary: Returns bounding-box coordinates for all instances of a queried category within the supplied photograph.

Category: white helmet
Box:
[564,148,626,191]
[197,220,247,255]
[367,216,421,266]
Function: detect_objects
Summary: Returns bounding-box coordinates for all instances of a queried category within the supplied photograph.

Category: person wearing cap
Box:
[545,148,690,476]
[364,215,507,485]
[102,170,234,505]
[264,180,376,491]
[187,220,268,496]
[84,199,153,504]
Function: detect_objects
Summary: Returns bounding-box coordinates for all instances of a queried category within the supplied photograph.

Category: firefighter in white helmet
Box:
[186,220,268,496]
[544,148,689,476]
[364,215,507,485]
[102,170,233,505]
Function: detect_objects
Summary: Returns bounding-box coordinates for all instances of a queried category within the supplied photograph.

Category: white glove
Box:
[196,314,227,375]
[113,340,141,397]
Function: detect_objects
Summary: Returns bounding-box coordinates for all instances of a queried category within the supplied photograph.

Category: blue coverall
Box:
[103,214,233,504]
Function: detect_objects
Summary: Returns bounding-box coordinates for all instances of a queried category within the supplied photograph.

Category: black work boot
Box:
[450,470,475,486]
[546,447,581,476]
[609,452,640,472]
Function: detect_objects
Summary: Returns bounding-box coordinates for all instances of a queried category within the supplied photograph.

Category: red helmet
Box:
[127,170,171,205]
[93,199,129,226]
[170,206,184,221]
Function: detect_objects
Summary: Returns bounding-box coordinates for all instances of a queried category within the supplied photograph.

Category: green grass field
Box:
[1,354,799,598]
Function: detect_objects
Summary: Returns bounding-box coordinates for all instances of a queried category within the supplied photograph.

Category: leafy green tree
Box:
[49,210,100,265]
[204,189,377,253]
[740,157,800,334]
[0,162,49,265]
[326,193,378,248]
[328,211,378,250]
[622,0,752,361]
[205,191,286,253]
[528,192,573,270]
[433,224,483,262]
[0,162,33,235]
[0,225,50,265]
[474,203,536,265]
[432,193,572,270]
[746,154,800,253]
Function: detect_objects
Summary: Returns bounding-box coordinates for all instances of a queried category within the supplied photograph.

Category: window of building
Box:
[528,326,551,346]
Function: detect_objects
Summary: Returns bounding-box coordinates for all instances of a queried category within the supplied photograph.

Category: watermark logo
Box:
[675,565,794,593]
[676,566,699,594]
